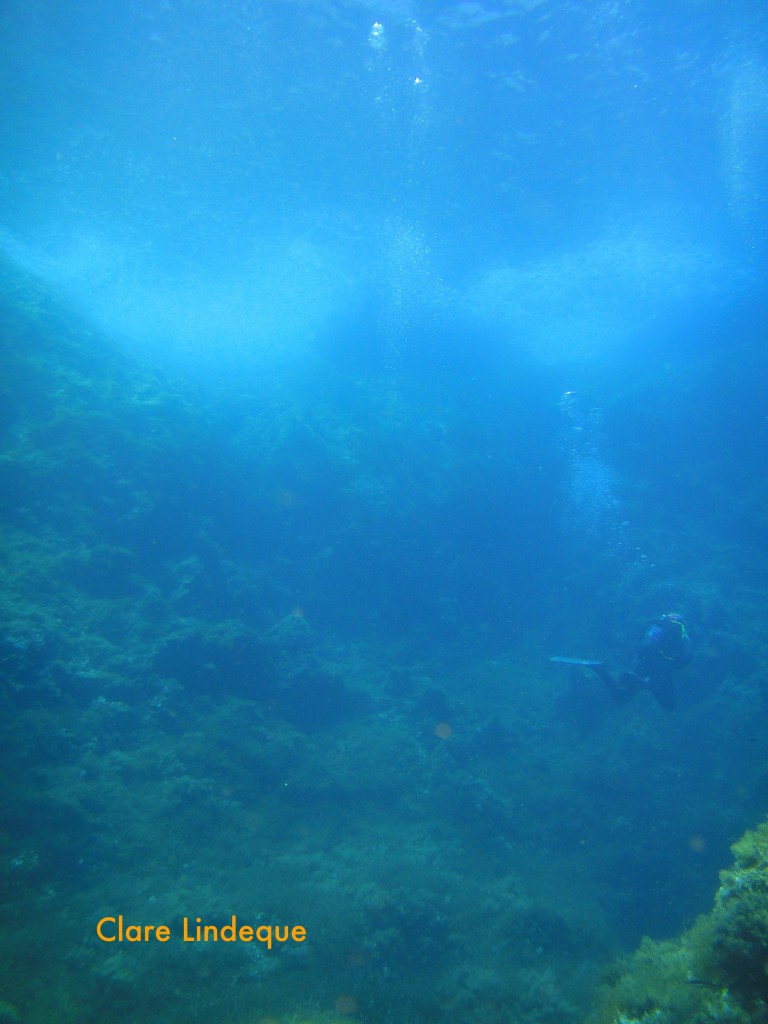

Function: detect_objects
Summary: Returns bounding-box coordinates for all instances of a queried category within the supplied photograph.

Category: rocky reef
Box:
[2,253,768,1024]
[592,820,768,1024]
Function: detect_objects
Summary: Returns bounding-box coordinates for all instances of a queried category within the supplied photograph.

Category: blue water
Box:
[1,2,767,1023]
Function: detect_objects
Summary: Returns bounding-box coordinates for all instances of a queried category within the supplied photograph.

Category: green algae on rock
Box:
[592,820,768,1024]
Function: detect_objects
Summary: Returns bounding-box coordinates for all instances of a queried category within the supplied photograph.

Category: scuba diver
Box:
[551,613,692,712]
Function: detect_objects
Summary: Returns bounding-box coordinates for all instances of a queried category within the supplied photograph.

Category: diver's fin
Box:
[549,656,604,666]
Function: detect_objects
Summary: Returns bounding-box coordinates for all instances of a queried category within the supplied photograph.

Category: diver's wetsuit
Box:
[589,614,692,711]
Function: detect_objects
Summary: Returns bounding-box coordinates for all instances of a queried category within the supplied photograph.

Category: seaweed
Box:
[592,821,768,1024]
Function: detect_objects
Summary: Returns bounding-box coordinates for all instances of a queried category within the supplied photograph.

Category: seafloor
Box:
[1,255,767,1024]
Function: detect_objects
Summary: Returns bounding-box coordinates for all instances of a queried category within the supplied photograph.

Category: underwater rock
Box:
[709,822,768,1007]
[275,666,372,731]
[153,625,278,698]
[591,818,768,1024]
[0,631,61,703]
[0,1001,20,1024]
